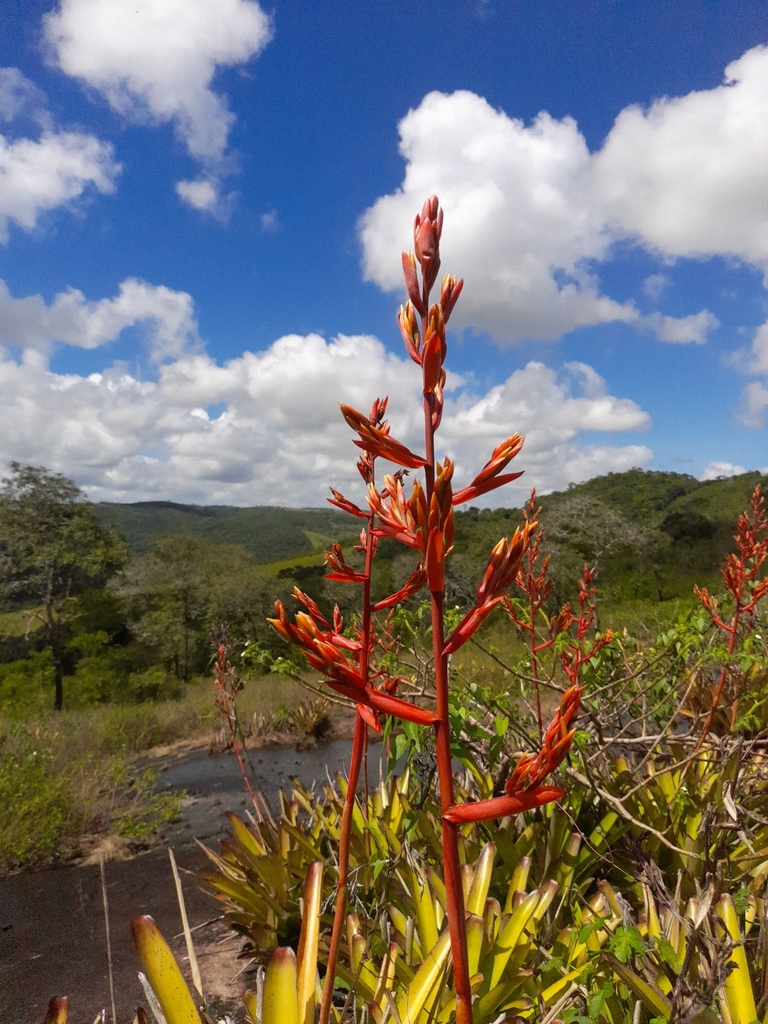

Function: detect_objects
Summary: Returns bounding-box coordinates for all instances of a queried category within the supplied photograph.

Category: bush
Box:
[0,722,184,874]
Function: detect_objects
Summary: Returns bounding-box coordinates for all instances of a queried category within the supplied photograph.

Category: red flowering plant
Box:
[270,197,581,1024]
[693,482,768,752]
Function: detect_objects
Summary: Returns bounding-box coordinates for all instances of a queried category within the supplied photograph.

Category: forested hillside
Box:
[95,470,768,611]
[94,501,353,561]
[452,468,768,608]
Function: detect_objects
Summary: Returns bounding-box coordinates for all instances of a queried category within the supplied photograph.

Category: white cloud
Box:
[0,68,47,125]
[441,360,651,498]
[594,46,768,270]
[360,47,768,343]
[0,301,652,504]
[733,321,768,426]
[738,381,768,428]
[701,460,747,481]
[748,321,768,375]
[0,278,199,361]
[642,310,719,345]
[261,209,279,232]
[43,0,272,210]
[359,90,634,342]
[176,178,219,212]
[0,128,119,242]
[642,273,670,303]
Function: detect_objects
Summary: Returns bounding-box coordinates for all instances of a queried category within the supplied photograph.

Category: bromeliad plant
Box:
[269,196,581,1024]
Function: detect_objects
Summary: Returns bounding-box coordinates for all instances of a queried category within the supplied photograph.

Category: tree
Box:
[122,534,210,681]
[541,494,662,622]
[121,535,281,680]
[0,463,128,710]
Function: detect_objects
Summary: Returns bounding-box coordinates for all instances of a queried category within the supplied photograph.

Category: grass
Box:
[0,605,44,638]
[0,668,315,875]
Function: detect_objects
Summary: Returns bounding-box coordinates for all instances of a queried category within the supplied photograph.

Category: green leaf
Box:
[609,926,645,964]
[732,886,751,916]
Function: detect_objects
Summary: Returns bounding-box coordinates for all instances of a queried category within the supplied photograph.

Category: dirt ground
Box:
[0,736,365,1024]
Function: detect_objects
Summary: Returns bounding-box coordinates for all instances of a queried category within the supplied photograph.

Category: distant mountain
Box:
[93,501,353,562]
[95,469,768,604]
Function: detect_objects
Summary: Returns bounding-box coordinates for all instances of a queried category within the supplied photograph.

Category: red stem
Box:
[319,476,377,1024]
[693,606,740,755]
[420,278,473,1024]
[528,583,543,743]
[319,712,367,1024]
[432,589,473,1024]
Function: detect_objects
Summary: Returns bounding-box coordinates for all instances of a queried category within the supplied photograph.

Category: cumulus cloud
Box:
[748,321,768,375]
[642,310,719,345]
[360,91,635,342]
[0,68,47,125]
[642,273,671,303]
[0,304,651,504]
[440,360,651,498]
[732,320,768,426]
[0,278,199,362]
[43,0,272,211]
[175,178,219,213]
[738,381,768,429]
[594,46,768,270]
[701,460,747,481]
[0,71,119,242]
[360,47,768,343]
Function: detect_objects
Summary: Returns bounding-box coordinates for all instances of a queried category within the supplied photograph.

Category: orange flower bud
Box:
[398,303,422,365]
[442,786,566,823]
[328,488,368,518]
[440,275,464,323]
[401,252,426,315]
[422,328,443,396]
[341,403,428,469]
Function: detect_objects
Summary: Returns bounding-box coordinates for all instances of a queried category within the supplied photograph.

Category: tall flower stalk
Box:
[271,197,580,1024]
[693,483,768,753]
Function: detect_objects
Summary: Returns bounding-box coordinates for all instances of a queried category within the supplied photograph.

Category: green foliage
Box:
[94,500,353,561]
[608,926,645,964]
[121,533,293,681]
[0,463,128,710]
[0,723,183,873]
[0,648,55,715]
[0,728,68,867]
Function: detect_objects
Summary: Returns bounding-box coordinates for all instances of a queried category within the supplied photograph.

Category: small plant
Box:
[213,631,260,808]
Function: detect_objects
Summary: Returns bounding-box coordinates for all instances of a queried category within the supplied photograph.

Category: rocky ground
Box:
[0,736,363,1024]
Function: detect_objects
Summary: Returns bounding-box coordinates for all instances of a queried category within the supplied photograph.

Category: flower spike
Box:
[444,524,532,654]
[453,435,525,505]
[341,404,428,469]
[443,686,582,823]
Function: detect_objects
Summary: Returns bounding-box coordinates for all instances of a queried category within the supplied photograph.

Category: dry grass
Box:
[0,670,321,874]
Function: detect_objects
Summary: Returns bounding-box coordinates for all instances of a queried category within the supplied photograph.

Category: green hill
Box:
[93,501,354,562]
[452,468,768,607]
[95,469,768,606]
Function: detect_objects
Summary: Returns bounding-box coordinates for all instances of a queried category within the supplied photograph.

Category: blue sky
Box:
[0,0,767,507]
